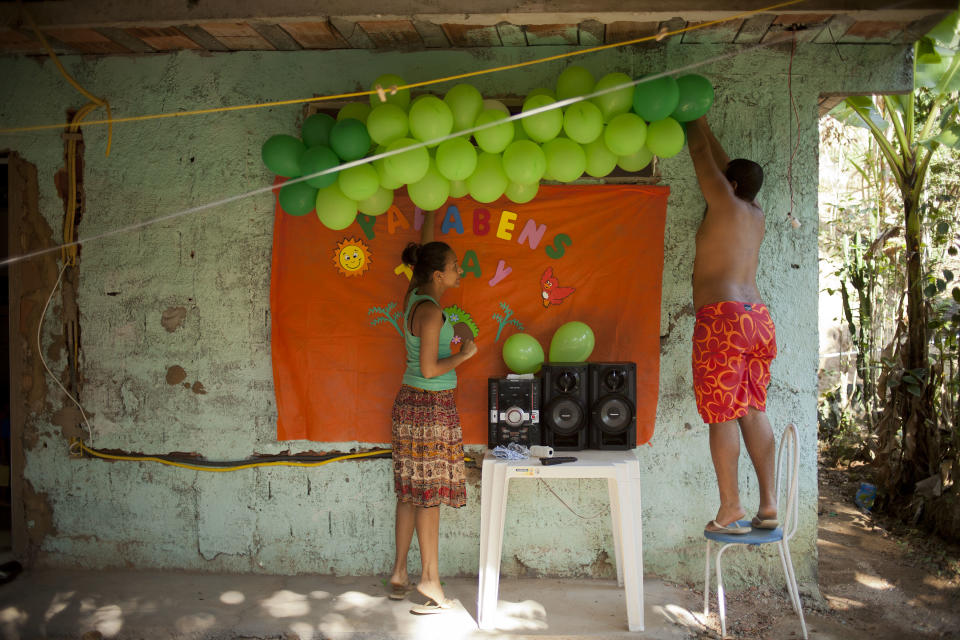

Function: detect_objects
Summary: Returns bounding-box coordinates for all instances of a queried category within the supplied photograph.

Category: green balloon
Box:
[632,75,680,122]
[338,164,380,201]
[502,333,544,374]
[542,138,586,183]
[372,144,403,190]
[444,83,484,134]
[671,74,714,122]
[618,146,654,172]
[407,159,451,211]
[513,120,529,141]
[369,73,410,109]
[583,137,618,178]
[435,137,478,181]
[527,87,555,100]
[278,180,317,216]
[521,94,563,143]
[505,181,539,204]
[366,104,408,145]
[337,102,371,124]
[408,95,454,144]
[474,110,515,153]
[549,321,595,363]
[591,72,635,122]
[449,179,469,198]
[483,99,510,115]
[384,138,430,184]
[298,145,340,188]
[645,117,685,158]
[262,134,306,177]
[502,140,546,185]
[467,152,508,203]
[357,186,394,216]
[556,65,595,100]
[604,113,647,156]
[562,101,604,144]
[315,183,357,230]
[329,118,371,161]
[302,113,336,148]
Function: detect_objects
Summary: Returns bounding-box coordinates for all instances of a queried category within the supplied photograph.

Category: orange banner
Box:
[271,184,668,444]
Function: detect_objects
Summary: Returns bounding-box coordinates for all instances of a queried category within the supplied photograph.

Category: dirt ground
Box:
[676,462,960,639]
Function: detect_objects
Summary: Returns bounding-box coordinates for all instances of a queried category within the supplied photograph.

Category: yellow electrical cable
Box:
[0,0,804,136]
[16,0,113,155]
[77,441,393,472]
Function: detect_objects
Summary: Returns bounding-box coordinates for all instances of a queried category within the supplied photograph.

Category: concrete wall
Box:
[0,41,910,584]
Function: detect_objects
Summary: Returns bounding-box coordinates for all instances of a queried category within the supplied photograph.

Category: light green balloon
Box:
[526,87,555,101]
[556,65,595,100]
[337,102,371,124]
[278,180,317,216]
[513,120,529,141]
[549,321,595,362]
[302,113,336,148]
[483,99,510,115]
[337,164,379,202]
[521,95,563,143]
[408,95,454,144]
[298,145,340,188]
[604,113,647,156]
[383,138,430,184]
[583,137,618,178]
[357,186,394,216]
[261,135,306,177]
[467,152,508,203]
[449,179,469,198]
[591,72,635,121]
[502,333,545,374]
[315,183,358,230]
[407,159,451,211]
[366,104,408,145]
[369,73,410,109]
[562,101,604,144]
[435,137,478,181]
[645,117,685,158]
[502,140,546,185]
[474,110,515,153]
[542,138,586,183]
[444,83,484,134]
[618,146,654,172]
[505,181,539,204]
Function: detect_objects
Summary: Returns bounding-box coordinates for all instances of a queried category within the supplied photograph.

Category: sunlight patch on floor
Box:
[854,571,895,591]
[260,589,311,617]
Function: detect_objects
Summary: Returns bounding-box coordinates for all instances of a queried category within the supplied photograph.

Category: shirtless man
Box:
[687,116,779,535]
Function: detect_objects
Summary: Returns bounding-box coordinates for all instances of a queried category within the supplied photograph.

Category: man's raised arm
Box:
[687,116,735,206]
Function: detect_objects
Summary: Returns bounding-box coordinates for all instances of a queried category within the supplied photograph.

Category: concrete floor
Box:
[0,568,711,640]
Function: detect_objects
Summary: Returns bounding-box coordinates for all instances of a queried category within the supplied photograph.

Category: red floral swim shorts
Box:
[692,301,777,424]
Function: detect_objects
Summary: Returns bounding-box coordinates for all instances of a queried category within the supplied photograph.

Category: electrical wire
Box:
[0,0,805,136]
[539,479,609,520]
[38,263,95,445]
[72,440,393,472]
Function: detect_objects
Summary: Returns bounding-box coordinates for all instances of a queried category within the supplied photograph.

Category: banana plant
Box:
[829,10,960,496]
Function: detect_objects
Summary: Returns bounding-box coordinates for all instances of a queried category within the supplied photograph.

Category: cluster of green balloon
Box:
[261,100,379,229]
[262,69,714,228]
[501,321,596,374]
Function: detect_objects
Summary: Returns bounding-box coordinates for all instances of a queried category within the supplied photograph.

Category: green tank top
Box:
[402,289,456,390]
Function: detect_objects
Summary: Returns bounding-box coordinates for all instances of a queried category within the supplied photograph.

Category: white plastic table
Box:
[477,449,644,631]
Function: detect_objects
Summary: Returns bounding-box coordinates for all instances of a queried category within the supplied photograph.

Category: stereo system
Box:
[488,361,637,451]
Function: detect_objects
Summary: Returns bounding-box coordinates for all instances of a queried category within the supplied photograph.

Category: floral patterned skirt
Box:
[391,385,467,508]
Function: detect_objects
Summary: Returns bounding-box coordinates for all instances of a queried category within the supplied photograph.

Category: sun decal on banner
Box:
[333,237,372,277]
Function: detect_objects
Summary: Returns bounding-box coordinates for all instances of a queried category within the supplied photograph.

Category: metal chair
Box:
[703,423,807,639]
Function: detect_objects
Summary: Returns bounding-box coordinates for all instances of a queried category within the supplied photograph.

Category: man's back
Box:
[693,199,765,310]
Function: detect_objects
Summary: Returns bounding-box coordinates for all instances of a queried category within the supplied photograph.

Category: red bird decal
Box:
[540,267,576,307]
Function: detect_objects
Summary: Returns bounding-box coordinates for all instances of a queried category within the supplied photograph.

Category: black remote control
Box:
[540,456,578,465]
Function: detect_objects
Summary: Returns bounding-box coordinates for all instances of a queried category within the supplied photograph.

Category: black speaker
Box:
[588,362,637,450]
[540,363,589,451]
[488,377,541,448]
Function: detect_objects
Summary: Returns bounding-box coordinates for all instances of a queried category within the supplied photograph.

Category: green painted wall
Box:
[0,41,910,584]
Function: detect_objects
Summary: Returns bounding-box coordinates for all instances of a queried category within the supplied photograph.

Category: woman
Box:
[388,240,477,614]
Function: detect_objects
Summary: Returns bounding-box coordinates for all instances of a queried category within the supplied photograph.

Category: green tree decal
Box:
[492,302,524,342]
[368,302,403,336]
